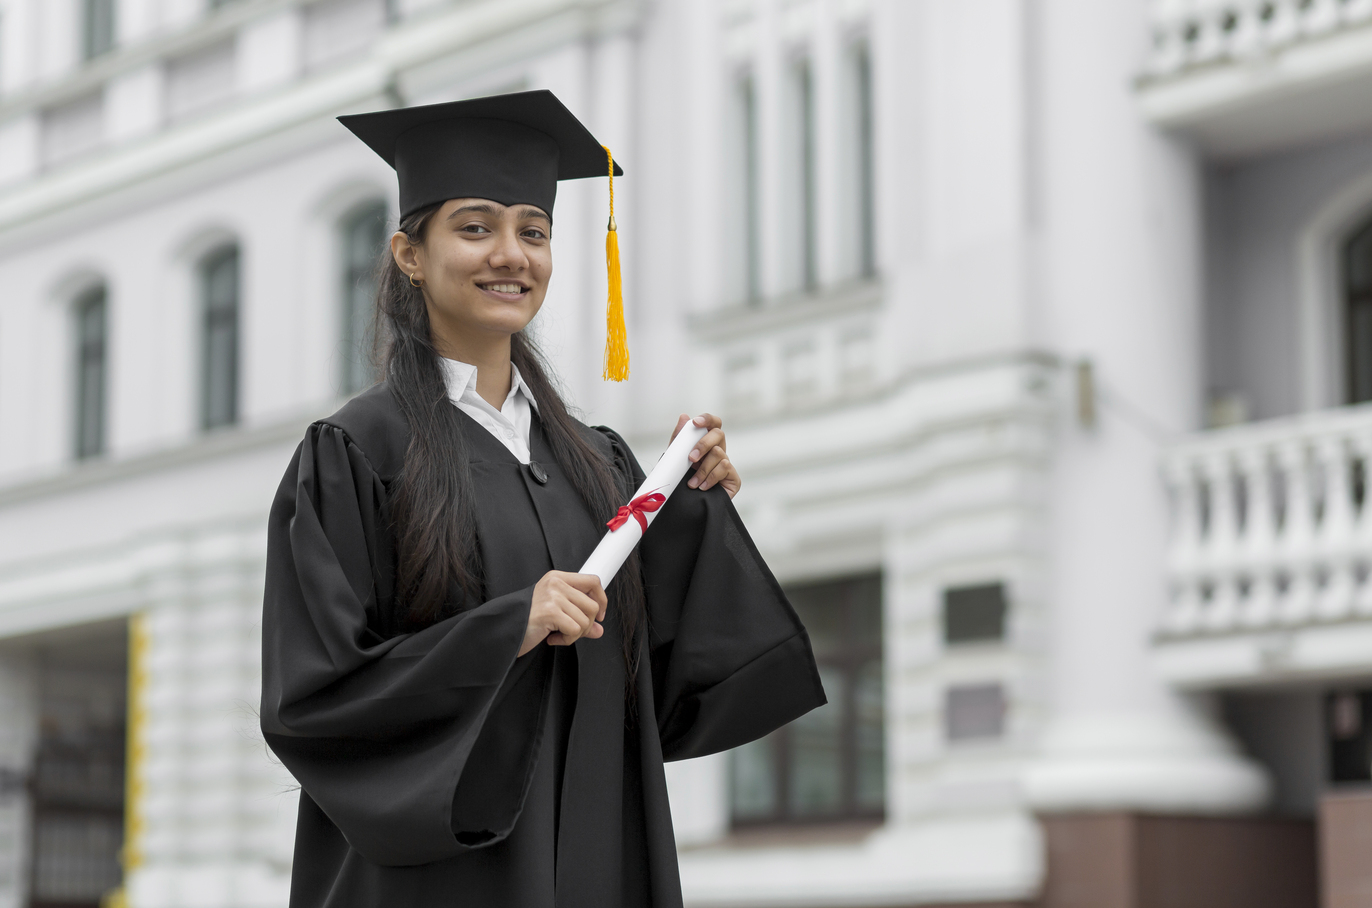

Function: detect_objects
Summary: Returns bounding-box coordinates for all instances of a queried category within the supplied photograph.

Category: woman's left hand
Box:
[670,413,741,500]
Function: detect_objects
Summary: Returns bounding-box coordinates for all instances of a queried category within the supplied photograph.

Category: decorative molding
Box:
[688,280,883,342]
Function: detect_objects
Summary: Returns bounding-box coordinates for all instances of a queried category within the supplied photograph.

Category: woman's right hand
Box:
[519,571,608,656]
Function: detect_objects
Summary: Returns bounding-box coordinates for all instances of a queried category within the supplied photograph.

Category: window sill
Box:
[688,279,883,343]
[683,818,883,852]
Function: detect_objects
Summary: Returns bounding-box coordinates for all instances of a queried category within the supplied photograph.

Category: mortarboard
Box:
[338,90,629,381]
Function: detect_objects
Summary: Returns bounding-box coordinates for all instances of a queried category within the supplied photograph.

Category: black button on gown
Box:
[259,383,825,908]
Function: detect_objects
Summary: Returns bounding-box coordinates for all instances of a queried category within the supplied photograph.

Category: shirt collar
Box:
[438,357,539,412]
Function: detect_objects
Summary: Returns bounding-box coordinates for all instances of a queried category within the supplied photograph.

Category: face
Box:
[392,198,552,357]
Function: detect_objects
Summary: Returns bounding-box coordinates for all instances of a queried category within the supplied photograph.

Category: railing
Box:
[1161,404,1372,637]
[1146,0,1372,79]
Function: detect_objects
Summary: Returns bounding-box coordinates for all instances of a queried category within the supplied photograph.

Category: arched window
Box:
[200,246,240,429]
[340,202,387,395]
[73,284,107,459]
[1345,220,1372,403]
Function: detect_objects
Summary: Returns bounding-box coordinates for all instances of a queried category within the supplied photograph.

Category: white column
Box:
[1025,0,1267,814]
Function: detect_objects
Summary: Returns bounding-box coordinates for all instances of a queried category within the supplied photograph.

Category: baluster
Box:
[1316,433,1357,620]
[1302,0,1342,34]
[1238,444,1279,628]
[1201,449,1242,630]
[1262,0,1301,46]
[1228,0,1265,58]
[1276,439,1317,625]
[1191,8,1228,63]
[1350,429,1372,617]
[1163,454,1204,636]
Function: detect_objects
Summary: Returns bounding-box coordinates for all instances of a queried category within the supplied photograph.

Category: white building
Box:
[0,0,1368,906]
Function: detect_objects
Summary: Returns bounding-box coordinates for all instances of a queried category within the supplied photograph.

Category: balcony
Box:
[1155,403,1372,686]
[1139,0,1372,157]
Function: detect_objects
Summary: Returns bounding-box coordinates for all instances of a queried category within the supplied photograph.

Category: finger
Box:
[546,632,569,646]
[691,413,722,430]
[698,457,734,491]
[551,611,586,641]
[689,429,726,464]
[566,589,603,623]
[564,574,608,609]
[668,413,690,443]
[689,446,726,488]
[585,622,604,639]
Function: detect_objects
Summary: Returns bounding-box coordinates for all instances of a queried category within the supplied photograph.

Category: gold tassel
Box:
[602,145,629,381]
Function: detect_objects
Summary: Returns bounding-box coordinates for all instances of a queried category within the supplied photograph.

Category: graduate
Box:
[259,90,826,908]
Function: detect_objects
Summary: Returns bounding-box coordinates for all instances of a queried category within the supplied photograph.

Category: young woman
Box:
[259,91,824,908]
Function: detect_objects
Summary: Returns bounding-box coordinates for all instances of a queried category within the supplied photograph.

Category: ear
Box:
[391,231,421,278]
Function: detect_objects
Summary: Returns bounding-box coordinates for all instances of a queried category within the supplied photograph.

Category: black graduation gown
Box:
[259,382,825,908]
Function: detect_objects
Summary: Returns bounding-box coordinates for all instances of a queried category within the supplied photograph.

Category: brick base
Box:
[1321,789,1372,908]
[1037,813,1317,908]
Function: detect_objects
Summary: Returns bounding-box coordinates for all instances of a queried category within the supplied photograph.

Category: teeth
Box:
[485,283,525,293]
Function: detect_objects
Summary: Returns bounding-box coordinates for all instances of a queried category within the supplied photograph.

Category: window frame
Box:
[339,201,387,396]
[72,284,108,460]
[199,245,240,431]
[729,573,885,827]
[81,0,116,62]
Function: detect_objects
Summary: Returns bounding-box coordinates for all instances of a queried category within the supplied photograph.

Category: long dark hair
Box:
[373,203,645,680]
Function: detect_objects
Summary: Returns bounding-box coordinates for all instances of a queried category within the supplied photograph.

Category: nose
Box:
[488,224,528,272]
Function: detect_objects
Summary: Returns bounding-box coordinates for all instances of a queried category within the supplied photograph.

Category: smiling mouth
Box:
[479,282,529,295]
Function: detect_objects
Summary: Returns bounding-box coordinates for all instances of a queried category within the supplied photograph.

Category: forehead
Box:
[440,198,551,220]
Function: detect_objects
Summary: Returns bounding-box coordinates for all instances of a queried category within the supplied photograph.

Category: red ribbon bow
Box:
[607,492,667,533]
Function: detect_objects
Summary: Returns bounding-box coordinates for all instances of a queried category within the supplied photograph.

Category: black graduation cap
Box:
[337,89,631,381]
[337,89,623,221]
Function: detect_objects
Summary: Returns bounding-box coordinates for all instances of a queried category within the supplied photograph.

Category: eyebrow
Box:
[446,203,551,222]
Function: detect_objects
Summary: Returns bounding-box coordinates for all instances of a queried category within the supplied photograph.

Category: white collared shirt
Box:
[438,357,539,464]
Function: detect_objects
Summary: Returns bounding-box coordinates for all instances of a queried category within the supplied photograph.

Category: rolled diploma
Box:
[579,421,710,588]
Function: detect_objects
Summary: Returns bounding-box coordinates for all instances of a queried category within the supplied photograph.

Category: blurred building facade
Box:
[0,0,1368,906]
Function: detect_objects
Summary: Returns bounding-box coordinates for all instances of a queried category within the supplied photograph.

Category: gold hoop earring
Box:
[409,273,422,288]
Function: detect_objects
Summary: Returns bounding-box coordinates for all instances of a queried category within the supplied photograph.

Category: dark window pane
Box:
[854,659,885,811]
[943,582,1007,644]
[854,41,876,278]
[201,247,239,429]
[1327,689,1372,784]
[1352,304,1372,404]
[794,56,817,292]
[741,74,760,304]
[341,203,386,394]
[787,581,846,655]
[74,286,107,460]
[1345,221,1372,403]
[946,683,1006,742]
[730,735,778,820]
[729,572,884,826]
[82,0,115,61]
[850,575,883,646]
[789,667,845,818]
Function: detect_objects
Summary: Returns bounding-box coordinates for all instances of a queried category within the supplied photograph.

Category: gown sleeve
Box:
[596,427,827,762]
[259,423,548,867]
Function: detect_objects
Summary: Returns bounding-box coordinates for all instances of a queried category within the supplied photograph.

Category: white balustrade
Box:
[1162,403,1372,638]
[1145,0,1372,79]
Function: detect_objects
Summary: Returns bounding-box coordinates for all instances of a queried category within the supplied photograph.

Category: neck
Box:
[428,317,513,409]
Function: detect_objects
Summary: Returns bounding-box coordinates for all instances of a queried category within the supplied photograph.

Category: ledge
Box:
[687,281,884,343]
[1136,18,1372,158]
[0,404,337,509]
[677,813,1042,908]
[1153,618,1372,688]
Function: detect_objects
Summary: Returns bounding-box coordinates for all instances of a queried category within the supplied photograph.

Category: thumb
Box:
[669,413,690,443]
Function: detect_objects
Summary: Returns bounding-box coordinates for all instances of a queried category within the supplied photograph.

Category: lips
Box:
[479,282,528,294]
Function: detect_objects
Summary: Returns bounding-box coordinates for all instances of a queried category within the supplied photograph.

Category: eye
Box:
[521,227,548,240]
[460,222,491,235]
